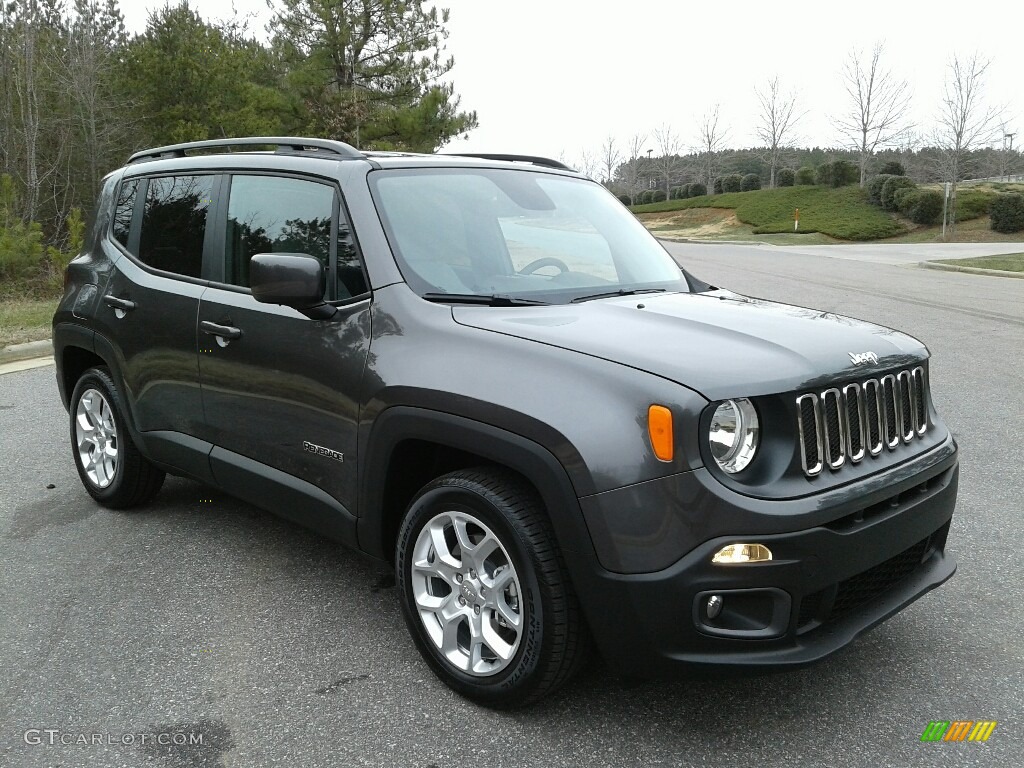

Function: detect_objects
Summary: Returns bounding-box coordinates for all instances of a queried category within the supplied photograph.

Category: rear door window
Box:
[137,176,215,278]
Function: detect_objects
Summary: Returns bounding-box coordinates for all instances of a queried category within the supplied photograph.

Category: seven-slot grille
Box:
[796,366,928,476]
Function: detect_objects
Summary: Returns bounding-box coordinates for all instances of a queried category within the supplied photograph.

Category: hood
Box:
[452,290,928,401]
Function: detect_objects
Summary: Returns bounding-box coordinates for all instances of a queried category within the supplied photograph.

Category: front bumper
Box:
[566,438,958,677]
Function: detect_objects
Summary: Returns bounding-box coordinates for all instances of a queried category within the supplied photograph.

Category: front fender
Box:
[358,406,593,561]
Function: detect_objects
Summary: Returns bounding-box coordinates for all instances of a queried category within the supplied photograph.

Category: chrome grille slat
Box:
[796,393,824,476]
[912,366,928,435]
[796,367,930,477]
[863,379,883,455]
[821,388,846,469]
[880,374,900,450]
[843,383,866,462]
[897,371,915,443]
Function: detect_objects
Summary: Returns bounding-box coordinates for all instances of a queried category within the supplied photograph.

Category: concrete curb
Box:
[0,338,53,364]
[920,262,1024,279]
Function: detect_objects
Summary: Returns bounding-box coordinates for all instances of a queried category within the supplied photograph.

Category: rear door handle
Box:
[200,321,242,341]
[103,295,136,312]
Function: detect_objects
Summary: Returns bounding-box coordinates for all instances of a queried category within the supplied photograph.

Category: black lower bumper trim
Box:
[566,461,958,677]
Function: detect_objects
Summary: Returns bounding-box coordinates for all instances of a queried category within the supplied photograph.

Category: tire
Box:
[395,467,587,707]
[69,367,165,509]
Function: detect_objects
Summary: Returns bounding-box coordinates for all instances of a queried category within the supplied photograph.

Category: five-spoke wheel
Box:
[396,468,586,707]
[69,367,164,508]
[411,510,523,676]
[75,388,119,488]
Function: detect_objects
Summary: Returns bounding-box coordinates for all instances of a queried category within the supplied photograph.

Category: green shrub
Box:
[688,182,707,197]
[713,177,724,194]
[815,163,832,186]
[867,174,895,206]
[830,160,859,188]
[639,190,655,204]
[795,166,816,185]
[651,189,667,203]
[0,175,83,296]
[617,194,631,205]
[777,168,795,187]
[878,160,905,176]
[669,186,684,200]
[990,193,1024,233]
[740,173,761,191]
[893,187,917,215]
[0,216,46,287]
[0,175,46,290]
[881,176,917,211]
[721,174,742,193]
[629,185,907,240]
[906,190,943,226]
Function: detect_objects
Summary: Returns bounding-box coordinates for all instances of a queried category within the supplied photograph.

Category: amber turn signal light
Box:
[648,405,674,462]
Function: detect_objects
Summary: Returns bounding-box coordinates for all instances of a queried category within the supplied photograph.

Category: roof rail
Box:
[127,137,365,164]
[443,153,575,171]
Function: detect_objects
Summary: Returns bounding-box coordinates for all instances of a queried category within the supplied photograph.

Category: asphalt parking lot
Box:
[1,242,1022,767]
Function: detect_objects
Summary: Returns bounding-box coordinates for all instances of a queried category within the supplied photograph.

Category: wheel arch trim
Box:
[357,406,597,565]
[53,322,97,409]
[55,325,140,442]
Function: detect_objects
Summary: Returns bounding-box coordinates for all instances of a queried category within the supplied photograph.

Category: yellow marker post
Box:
[794,207,800,231]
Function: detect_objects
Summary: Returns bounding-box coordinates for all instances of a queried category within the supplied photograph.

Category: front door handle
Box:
[200,321,242,341]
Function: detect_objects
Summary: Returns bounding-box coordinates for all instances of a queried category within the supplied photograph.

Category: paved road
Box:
[715,240,1024,265]
[1,245,1022,767]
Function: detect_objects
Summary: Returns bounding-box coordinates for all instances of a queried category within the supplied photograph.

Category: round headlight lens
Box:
[708,399,760,473]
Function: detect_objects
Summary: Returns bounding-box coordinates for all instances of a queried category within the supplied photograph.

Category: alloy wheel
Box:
[410,509,523,676]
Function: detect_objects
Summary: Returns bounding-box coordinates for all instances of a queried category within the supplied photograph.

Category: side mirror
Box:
[250,253,335,320]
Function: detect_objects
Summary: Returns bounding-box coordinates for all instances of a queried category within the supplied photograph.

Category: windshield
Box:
[369,168,689,303]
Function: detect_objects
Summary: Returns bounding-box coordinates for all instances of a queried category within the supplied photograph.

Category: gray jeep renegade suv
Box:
[53,137,958,707]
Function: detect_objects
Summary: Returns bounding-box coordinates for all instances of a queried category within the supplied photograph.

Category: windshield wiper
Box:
[570,288,667,303]
[421,292,550,307]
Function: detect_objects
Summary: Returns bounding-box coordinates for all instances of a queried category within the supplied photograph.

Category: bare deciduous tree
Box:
[58,0,130,201]
[652,123,682,198]
[755,76,801,188]
[4,0,69,226]
[0,6,13,180]
[11,0,44,220]
[576,148,599,180]
[834,42,913,186]
[933,52,1002,235]
[600,135,620,187]
[696,104,729,191]
[617,132,647,205]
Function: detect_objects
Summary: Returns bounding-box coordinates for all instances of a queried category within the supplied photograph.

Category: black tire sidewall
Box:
[69,368,130,503]
[396,481,549,703]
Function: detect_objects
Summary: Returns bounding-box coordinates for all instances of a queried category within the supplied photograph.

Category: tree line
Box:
[0,0,477,266]
[583,45,1016,235]
[2,12,1018,289]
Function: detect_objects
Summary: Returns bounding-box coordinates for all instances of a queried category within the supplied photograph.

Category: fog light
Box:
[706,594,723,619]
[712,543,773,564]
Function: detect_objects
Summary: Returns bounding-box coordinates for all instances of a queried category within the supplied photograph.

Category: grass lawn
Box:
[634,184,1024,244]
[0,296,58,348]
[934,253,1024,272]
[632,186,906,241]
[641,207,839,244]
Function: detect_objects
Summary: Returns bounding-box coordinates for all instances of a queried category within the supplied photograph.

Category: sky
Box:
[125,1,1021,165]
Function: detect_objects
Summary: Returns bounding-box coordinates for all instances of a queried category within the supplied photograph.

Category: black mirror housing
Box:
[250,253,335,319]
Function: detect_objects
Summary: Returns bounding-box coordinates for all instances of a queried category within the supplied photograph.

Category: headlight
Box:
[708,399,759,473]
